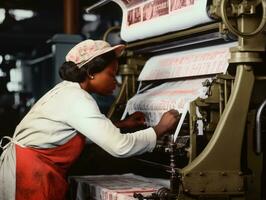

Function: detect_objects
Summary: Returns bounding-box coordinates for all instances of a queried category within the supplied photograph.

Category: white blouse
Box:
[0,80,157,200]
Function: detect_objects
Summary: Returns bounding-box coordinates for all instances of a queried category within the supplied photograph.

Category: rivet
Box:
[238,171,243,176]
[200,189,205,193]
[184,189,190,193]
[222,188,227,192]
[199,172,204,176]
[221,172,227,176]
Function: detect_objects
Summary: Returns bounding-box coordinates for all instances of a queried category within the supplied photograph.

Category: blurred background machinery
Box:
[0,0,123,136]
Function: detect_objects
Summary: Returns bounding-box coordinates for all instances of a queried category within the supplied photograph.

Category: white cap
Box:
[65,39,125,68]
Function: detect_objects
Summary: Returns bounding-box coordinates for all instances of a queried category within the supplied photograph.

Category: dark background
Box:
[0,0,123,136]
[0,0,122,55]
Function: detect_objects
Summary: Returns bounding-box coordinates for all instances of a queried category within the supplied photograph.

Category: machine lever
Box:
[255,99,266,154]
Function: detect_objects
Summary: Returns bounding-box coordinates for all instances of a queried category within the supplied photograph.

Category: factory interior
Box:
[0,0,266,200]
[0,0,123,133]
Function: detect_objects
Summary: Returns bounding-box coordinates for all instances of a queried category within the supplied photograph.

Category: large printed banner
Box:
[112,0,213,42]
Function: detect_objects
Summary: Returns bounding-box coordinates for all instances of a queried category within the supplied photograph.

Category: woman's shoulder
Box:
[58,82,101,114]
[60,81,95,102]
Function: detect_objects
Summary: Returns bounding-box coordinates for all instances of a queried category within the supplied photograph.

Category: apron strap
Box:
[0,136,25,150]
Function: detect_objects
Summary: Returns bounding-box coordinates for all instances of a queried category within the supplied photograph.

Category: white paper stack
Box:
[69,174,169,200]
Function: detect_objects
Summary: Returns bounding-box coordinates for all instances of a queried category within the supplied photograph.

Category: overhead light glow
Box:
[83,13,98,22]
[0,8,5,24]
[4,54,11,61]
[0,68,6,77]
[9,9,35,21]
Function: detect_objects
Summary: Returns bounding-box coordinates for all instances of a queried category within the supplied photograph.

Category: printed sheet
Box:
[138,42,237,81]
[112,0,213,42]
[124,78,210,127]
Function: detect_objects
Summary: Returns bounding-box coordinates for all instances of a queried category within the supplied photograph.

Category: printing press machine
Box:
[73,0,266,200]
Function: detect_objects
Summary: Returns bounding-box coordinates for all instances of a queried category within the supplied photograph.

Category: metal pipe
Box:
[107,76,128,118]
[64,0,79,34]
[24,53,54,65]
[102,26,121,41]
[125,76,129,102]
[231,79,234,93]
[224,79,228,105]
[85,0,112,13]
[132,75,136,94]
[255,99,266,154]
[133,158,173,171]
[219,83,224,116]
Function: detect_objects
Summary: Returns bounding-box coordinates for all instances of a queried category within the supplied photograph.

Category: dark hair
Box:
[59,50,117,82]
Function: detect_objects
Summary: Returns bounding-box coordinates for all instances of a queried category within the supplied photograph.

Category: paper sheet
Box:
[138,42,237,81]
[112,0,213,42]
[125,78,210,127]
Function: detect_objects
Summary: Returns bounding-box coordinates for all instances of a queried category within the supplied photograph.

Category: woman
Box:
[143,2,153,21]
[170,0,183,11]
[0,39,179,200]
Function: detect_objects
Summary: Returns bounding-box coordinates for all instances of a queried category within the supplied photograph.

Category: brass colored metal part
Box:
[107,56,145,119]
[229,51,263,63]
[105,0,266,198]
[245,111,263,200]
[220,0,266,38]
[181,65,255,195]
[181,171,244,195]
[107,76,128,118]
[102,26,121,41]
[189,102,197,162]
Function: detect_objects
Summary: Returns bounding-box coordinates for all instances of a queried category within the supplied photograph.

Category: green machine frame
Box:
[106,0,266,199]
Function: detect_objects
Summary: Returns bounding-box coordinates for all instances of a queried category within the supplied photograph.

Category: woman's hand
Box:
[114,112,146,129]
[153,109,180,138]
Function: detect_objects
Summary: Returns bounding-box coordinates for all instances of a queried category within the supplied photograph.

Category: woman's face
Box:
[90,60,118,96]
[144,3,153,20]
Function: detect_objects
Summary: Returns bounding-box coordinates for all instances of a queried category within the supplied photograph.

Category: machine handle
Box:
[220,0,266,38]
[255,99,266,154]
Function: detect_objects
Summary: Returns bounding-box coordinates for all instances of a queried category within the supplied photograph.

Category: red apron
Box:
[15,134,86,200]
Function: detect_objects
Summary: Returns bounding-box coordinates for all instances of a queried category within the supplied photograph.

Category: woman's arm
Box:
[113,112,145,129]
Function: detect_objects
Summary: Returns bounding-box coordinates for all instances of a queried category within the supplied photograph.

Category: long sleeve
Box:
[13,81,157,157]
[66,91,157,158]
